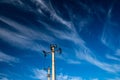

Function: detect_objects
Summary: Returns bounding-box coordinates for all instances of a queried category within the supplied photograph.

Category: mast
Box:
[51,45,55,80]
[47,67,50,80]
[43,44,62,80]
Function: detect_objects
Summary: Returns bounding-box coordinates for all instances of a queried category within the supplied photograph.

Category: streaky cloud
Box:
[33,0,73,29]
[33,69,47,80]
[101,1,119,51]
[57,73,82,80]
[116,49,120,56]
[56,54,81,65]
[0,16,54,42]
[0,77,9,80]
[67,59,81,64]
[45,19,120,73]
[33,68,83,80]
[76,48,120,73]
[101,21,119,50]
[46,26,85,45]
[107,77,120,80]
[106,54,120,61]
[33,68,100,80]
[0,73,9,80]
[0,16,56,52]
[0,51,19,63]
[0,28,44,52]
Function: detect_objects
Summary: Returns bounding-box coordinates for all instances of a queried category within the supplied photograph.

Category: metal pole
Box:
[51,46,55,80]
[47,67,50,80]
[43,44,61,80]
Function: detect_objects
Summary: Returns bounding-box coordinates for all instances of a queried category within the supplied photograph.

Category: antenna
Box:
[42,44,62,80]
[47,67,50,80]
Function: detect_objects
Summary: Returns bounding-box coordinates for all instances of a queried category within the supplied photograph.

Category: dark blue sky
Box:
[0,0,120,80]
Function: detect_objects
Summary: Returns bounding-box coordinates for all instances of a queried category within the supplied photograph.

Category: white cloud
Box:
[0,51,19,63]
[0,16,55,52]
[44,21,85,65]
[33,69,101,80]
[101,26,114,50]
[34,0,73,29]
[45,16,120,73]
[46,20,120,73]
[0,16,54,42]
[0,0,22,4]
[0,73,8,80]
[1,0,120,76]
[56,54,81,65]
[67,59,81,64]
[46,26,85,45]
[101,6,119,51]
[106,54,120,61]
[76,49,120,73]
[0,77,9,80]
[51,13,72,29]
[0,0,35,12]
[33,69,82,80]
[106,0,117,20]
[0,28,34,50]
[107,7,113,20]
[91,78,99,80]
[107,77,120,80]
[116,49,120,56]
[99,4,120,73]
[57,73,82,80]
[33,69,47,80]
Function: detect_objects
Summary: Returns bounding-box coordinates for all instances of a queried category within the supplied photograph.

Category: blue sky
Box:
[0,0,120,80]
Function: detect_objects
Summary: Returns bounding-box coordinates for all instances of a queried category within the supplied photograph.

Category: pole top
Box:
[50,44,57,50]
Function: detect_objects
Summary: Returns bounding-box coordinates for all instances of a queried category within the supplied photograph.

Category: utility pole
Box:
[47,67,50,80]
[51,45,55,80]
[43,44,62,80]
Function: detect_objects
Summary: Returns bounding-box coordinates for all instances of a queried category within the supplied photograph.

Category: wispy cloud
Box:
[0,16,54,42]
[44,12,120,73]
[33,69,83,80]
[67,59,81,64]
[46,26,85,45]
[48,25,119,73]
[0,51,19,63]
[107,7,113,20]
[33,68,101,80]
[45,16,120,73]
[91,78,99,80]
[101,25,113,50]
[101,22,119,51]
[0,77,9,80]
[57,73,82,80]
[107,77,120,80]
[101,1,119,51]
[0,16,55,52]
[33,0,73,29]
[0,73,9,80]
[56,55,81,65]
[33,69,47,80]
[106,54,120,61]
[45,25,85,65]
[106,0,117,20]
[76,49,120,73]
[1,0,119,76]
[0,0,22,5]
[0,0,35,12]
[0,28,33,49]
[116,49,120,56]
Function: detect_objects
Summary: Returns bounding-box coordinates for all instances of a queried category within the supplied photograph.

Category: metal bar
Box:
[48,67,50,80]
[51,46,55,80]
